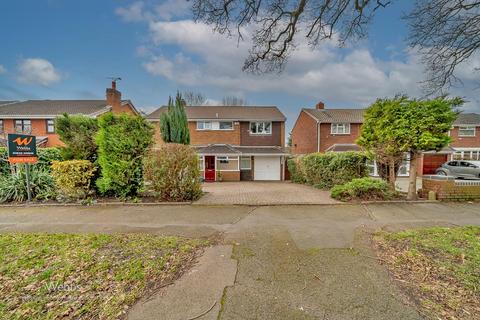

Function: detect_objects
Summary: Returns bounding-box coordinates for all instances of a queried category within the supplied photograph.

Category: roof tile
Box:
[147,105,286,121]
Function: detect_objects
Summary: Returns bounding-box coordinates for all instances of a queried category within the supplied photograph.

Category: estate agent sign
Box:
[7,133,38,164]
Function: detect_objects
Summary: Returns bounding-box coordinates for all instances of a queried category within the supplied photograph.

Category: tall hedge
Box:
[290,152,368,189]
[95,113,154,198]
[55,114,99,161]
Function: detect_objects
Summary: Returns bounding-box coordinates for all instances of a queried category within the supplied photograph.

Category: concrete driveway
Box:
[196,181,340,205]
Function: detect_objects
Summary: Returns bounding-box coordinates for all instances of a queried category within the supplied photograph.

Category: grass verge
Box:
[0,233,209,319]
[374,226,479,319]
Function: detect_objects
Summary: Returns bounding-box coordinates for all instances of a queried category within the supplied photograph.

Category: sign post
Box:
[7,134,38,202]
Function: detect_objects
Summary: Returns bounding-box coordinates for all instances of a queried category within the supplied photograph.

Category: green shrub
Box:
[0,166,56,203]
[144,144,202,201]
[55,114,99,161]
[301,152,368,189]
[331,177,395,201]
[51,160,96,200]
[287,157,305,183]
[0,147,62,175]
[95,113,154,198]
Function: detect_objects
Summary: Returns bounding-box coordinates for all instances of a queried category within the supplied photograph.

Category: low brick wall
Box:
[421,175,480,200]
[218,171,240,181]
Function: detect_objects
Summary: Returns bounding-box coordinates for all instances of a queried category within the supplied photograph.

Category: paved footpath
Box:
[0,202,479,319]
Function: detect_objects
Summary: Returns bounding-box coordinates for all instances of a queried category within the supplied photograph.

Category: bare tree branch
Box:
[191,0,391,72]
[405,0,480,94]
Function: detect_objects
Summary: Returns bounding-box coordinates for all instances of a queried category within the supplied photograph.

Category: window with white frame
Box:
[219,121,233,130]
[250,121,271,134]
[453,150,480,161]
[46,119,55,133]
[331,123,350,134]
[15,119,32,134]
[240,156,251,170]
[197,121,233,130]
[216,156,239,171]
[458,125,476,137]
[198,156,204,171]
[197,121,212,130]
[0,120,3,134]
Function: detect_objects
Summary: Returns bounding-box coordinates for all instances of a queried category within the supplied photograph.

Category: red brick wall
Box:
[240,121,283,146]
[2,119,63,147]
[218,171,240,181]
[450,126,480,148]
[319,123,361,152]
[421,177,480,200]
[291,111,318,154]
[189,122,241,145]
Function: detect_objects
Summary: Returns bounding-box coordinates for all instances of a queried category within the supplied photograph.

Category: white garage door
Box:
[254,156,281,180]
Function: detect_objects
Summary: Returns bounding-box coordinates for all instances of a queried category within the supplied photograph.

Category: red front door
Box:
[204,156,216,182]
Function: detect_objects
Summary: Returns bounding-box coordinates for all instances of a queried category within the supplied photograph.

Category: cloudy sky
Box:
[1,0,479,132]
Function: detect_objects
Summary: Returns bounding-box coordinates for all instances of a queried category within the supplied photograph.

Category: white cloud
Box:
[154,0,190,21]
[0,64,6,74]
[116,0,189,23]
[139,19,480,111]
[115,1,151,22]
[17,58,62,86]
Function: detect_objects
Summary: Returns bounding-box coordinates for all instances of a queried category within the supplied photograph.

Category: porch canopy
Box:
[194,144,288,156]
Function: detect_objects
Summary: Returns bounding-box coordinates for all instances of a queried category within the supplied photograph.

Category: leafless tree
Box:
[190,0,480,93]
[191,0,391,73]
[222,95,248,105]
[182,91,207,105]
[405,0,480,93]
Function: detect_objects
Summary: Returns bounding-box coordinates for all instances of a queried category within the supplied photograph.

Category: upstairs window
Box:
[250,121,271,135]
[0,120,3,134]
[46,119,55,133]
[331,123,350,134]
[197,121,211,130]
[15,119,32,134]
[197,121,233,130]
[458,125,476,137]
[219,121,233,130]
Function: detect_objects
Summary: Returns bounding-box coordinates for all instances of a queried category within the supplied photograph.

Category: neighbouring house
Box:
[146,105,288,181]
[291,101,480,176]
[0,82,139,147]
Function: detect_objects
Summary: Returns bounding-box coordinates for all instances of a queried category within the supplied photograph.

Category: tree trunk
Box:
[388,157,396,188]
[407,151,418,200]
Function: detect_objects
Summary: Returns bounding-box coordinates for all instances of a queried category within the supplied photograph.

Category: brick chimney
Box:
[106,80,122,113]
[315,101,325,109]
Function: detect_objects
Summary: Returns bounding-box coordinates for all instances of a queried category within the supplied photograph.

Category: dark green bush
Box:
[0,147,62,175]
[300,152,368,189]
[287,157,305,183]
[0,166,56,203]
[331,177,395,201]
[144,144,202,201]
[55,114,99,161]
[95,113,154,198]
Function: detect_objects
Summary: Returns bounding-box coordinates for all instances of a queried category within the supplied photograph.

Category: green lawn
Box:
[0,233,209,319]
[374,226,480,319]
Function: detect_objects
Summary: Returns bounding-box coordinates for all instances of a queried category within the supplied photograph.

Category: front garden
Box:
[0,233,209,319]
[0,110,202,204]
[288,151,398,201]
[374,226,480,319]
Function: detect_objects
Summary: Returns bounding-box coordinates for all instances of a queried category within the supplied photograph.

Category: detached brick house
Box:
[147,106,288,181]
[291,102,480,176]
[0,82,138,147]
